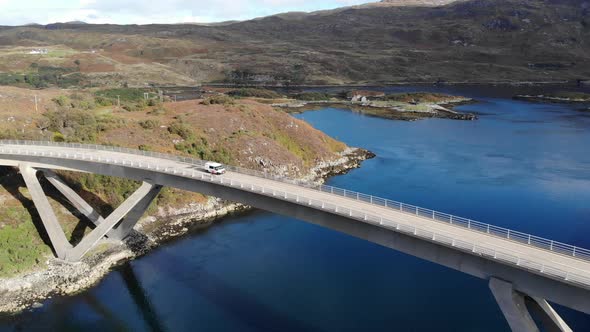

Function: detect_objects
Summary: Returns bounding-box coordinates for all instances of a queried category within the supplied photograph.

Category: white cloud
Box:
[0,0,370,25]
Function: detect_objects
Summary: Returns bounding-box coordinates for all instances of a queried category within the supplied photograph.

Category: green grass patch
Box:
[294,92,332,101]
[0,209,50,278]
[272,131,314,165]
[324,137,346,153]
[0,73,26,86]
[46,49,77,58]
[228,88,283,99]
[95,88,149,103]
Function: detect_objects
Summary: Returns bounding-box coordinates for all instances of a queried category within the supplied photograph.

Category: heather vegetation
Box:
[0,86,349,276]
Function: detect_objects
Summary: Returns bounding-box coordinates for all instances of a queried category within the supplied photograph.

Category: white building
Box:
[28,49,48,55]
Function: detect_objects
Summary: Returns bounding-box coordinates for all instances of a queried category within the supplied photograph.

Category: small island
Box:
[214,88,477,121]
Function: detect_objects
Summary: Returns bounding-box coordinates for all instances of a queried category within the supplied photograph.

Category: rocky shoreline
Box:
[513,94,590,103]
[0,147,374,314]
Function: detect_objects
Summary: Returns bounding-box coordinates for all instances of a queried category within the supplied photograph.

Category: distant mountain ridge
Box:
[372,0,461,6]
[0,0,588,86]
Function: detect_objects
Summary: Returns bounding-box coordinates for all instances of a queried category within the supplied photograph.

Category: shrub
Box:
[43,109,99,142]
[77,99,96,110]
[95,96,113,107]
[174,137,233,164]
[168,121,195,140]
[139,119,160,129]
[122,100,147,112]
[52,132,65,142]
[147,99,161,107]
[148,107,166,116]
[96,114,126,132]
[201,95,234,105]
[53,95,71,108]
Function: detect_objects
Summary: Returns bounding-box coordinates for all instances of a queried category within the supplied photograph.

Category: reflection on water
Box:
[119,265,165,332]
[2,86,590,331]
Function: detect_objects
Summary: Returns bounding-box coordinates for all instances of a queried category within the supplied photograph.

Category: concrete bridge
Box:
[0,140,588,332]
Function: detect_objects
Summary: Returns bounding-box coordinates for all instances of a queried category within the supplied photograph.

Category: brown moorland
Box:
[0,0,588,87]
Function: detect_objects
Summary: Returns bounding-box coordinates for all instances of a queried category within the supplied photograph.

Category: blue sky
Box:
[0,0,370,25]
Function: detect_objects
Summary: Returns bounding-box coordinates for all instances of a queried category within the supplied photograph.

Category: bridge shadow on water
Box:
[119,248,326,332]
[1,225,324,332]
[117,264,166,332]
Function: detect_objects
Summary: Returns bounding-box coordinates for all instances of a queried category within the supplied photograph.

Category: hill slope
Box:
[0,0,589,86]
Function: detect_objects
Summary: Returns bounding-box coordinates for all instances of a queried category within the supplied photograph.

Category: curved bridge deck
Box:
[1,141,589,326]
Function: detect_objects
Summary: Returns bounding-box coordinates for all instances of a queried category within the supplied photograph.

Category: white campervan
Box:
[204,162,226,175]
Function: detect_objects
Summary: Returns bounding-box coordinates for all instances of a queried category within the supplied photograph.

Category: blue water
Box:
[2,89,590,331]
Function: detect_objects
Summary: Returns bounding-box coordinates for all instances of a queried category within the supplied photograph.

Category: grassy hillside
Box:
[0,86,347,276]
[0,0,589,86]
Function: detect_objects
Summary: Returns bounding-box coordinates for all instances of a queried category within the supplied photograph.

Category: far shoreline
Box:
[157,80,588,90]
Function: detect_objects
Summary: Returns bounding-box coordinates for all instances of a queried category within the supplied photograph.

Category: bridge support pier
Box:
[41,169,162,241]
[19,165,161,262]
[20,165,73,259]
[42,169,105,226]
[489,278,572,332]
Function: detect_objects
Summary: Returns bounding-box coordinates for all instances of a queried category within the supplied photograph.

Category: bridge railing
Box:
[310,184,590,262]
[0,139,211,168]
[184,174,590,288]
[2,140,590,271]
